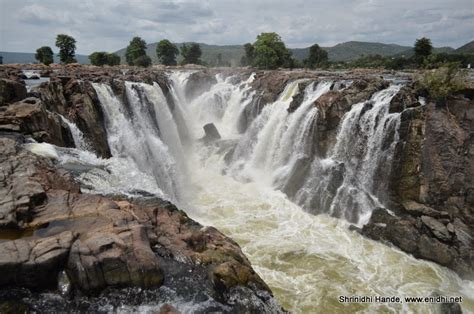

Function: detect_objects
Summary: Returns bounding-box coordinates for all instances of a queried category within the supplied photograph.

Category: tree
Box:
[106,53,121,66]
[89,52,121,66]
[240,43,255,66]
[414,37,433,64]
[156,39,179,66]
[55,34,77,64]
[252,32,292,69]
[125,36,149,66]
[35,46,54,65]
[180,43,202,65]
[133,55,152,67]
[304,44,328,68]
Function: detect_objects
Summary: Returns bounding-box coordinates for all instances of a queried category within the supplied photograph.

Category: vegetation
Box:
[414,37,433,65]
[180,43,202,65]
[89,52,121,66]
[35,46,54,65]
[156,40,179,66]
[125,37,150,66]
[304,44,328,68]
[251,32,293,69]
[55,34,77,64]
[415,63,467,104]
[133,55,152,67]
[240,43,255,66]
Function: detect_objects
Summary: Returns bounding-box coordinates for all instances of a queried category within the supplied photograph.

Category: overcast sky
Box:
[1,0,472,54]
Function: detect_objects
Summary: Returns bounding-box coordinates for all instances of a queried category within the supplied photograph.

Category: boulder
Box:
[0,79,27,106]
[201,123,221,143]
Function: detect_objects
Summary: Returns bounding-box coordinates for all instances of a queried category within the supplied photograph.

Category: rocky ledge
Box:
[0,66,282,313]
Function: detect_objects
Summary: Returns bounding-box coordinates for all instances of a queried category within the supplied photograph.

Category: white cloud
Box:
[0,0,472,54]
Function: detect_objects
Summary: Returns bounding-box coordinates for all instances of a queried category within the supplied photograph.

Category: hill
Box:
[456,41,474,54]
[0,51,90,64]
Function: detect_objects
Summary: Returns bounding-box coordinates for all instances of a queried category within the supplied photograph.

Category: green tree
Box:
[55,34,77,64]
[89,52,121,66]
[35,46,54,65]
[180,43,202,65]
[252,32,291,69]
[125,36,148,66]
[133,55,152,67]
[304,44,328,68]
[414,37,433,65]
[156,39,179,65]
[240,43,255,66]
[106,53,121,66]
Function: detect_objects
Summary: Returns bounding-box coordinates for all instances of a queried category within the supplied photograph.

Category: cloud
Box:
[0,0,472,54]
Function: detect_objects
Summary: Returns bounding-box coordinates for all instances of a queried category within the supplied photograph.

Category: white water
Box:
[59,115,90,151]
[40,71,473,313]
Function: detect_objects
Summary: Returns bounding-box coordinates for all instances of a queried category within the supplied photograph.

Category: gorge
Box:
[0,65,473,313]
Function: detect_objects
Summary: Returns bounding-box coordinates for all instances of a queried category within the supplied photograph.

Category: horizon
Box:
[0,39,471,56]
[0,0,473,55]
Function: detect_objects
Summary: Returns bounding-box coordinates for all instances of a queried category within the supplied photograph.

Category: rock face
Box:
[0,133,279,311]
[0,97,74,147]
[363,87,474,280]
[0,79,27,106]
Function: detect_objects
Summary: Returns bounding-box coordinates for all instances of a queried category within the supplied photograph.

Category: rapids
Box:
[37,70,473,313]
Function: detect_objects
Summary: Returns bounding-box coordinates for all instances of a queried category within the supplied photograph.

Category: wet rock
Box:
[0,97,74,147]
[0,231,74,289]
[417,235,454,266]
[0,79,27,106]
[201,123,221,143]
[420,216,451,242]
[67,224,163,293]
[389,86,419,113]
[402,200,450,218]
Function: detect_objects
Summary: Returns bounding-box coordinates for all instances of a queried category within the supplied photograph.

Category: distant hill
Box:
[3,40,470,65]
[0,51,89,64]
[115,43,245,67]
[116,40,459,64]
[456,41,474,54]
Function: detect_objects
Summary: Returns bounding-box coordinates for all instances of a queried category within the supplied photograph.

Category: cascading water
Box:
[44,71,473,313]
[93,82,185,204]
[295,85,402,225]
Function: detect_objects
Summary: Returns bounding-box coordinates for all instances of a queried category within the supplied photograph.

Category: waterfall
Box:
[36,72,472,313]
[92,82,185,204]
[59,115,90,151]
[295,85,402,224]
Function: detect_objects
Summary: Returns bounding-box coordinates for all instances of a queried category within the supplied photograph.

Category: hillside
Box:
[0,51,89,64]
[456,40,474,54]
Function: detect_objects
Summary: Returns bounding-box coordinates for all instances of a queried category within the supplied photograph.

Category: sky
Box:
[0,0,473,54]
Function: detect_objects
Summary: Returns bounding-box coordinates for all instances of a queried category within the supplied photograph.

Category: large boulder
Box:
[0,97,74,147]
[0,79,27,106]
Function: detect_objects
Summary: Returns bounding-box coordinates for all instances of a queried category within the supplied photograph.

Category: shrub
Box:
[415,62,467,104]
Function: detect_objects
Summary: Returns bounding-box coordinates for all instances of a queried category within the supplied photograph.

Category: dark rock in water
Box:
[29,74,40,80]
[0,79,27,106]
[201,123,221,143]
[287,81,310,113]
[389,86,419,113]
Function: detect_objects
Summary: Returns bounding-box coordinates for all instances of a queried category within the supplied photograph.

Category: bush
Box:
[133,55,152,67]
[89,52,121,66]
[35,46,54,65]
[415,62,467,104]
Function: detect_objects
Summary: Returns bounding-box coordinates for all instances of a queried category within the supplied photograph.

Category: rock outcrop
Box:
[363,87,474,279]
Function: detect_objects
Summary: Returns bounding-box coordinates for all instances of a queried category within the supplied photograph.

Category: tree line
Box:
[34,33,472,71]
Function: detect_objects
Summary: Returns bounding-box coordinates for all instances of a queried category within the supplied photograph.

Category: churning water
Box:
[34,70,473,313]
